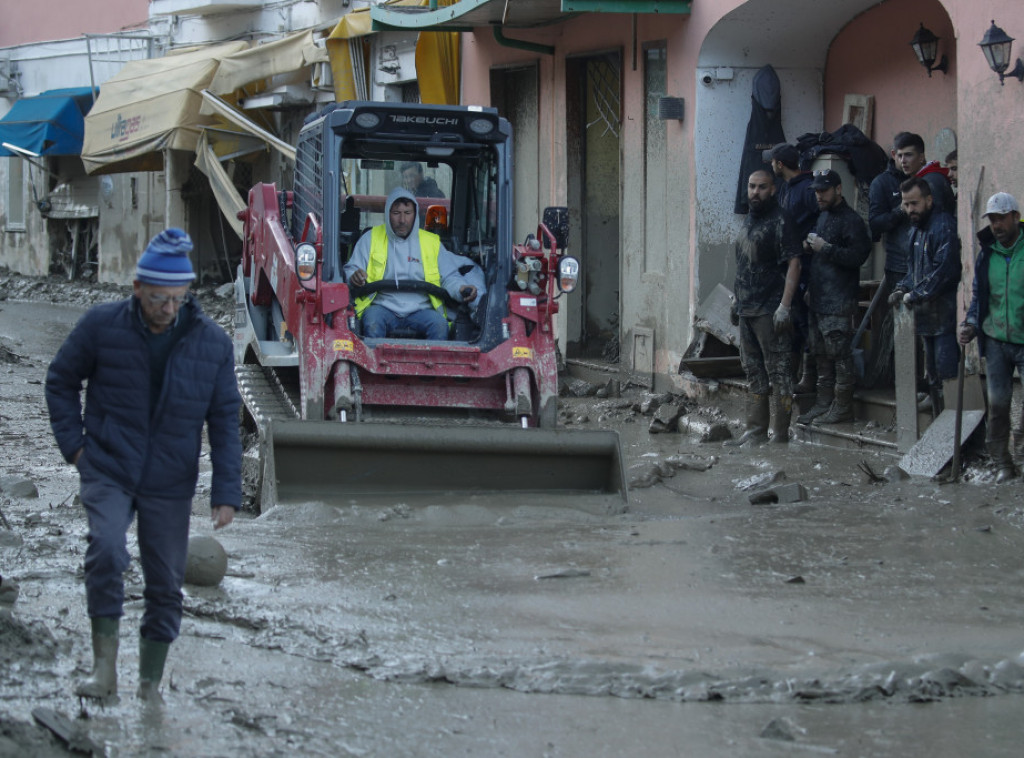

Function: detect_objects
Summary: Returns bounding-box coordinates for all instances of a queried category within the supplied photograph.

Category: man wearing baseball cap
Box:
[797,169,872,425]
[959,192,1024,482]
[45,228,242,702]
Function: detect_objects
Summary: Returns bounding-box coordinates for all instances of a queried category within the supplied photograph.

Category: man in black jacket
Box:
[726,170,802,445]
[888,177,961,416]
[798,170,872,425]
[46,229,242,704]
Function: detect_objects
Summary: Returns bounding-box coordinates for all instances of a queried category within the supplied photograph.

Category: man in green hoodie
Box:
[959,192,1024,482]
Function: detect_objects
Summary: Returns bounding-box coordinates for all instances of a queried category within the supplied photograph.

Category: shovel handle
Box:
[950,345,967,482]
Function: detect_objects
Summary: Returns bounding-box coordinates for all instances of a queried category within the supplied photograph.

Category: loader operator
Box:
[345,187,477,340]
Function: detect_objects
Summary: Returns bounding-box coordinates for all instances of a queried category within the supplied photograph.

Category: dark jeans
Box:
[984,339,1024,447]
[922,332,959,389]
[362,304,449,340]
[79,454,192,643]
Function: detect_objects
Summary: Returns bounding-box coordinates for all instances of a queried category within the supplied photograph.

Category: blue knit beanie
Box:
[136,228,196,286]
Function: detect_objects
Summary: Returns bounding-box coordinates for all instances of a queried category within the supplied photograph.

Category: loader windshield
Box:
[338,146,500,262]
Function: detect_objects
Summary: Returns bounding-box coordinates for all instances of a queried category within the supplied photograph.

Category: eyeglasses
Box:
[146,293,190,307]
[812,170,833,177]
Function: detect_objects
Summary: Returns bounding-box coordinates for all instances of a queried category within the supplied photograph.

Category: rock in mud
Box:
[185,536,228,587]
[649,404,683,434]
[749,482,808,505]
[700,422,732,443]
[628,462,662,489]
[595,379,620,398]
[759,717,796,741]
[563,378,597,398]
[0,477,38,499]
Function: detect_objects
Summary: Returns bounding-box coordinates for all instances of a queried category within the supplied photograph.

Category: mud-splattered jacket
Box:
[807,198,872,317]
[964,221,1024,349]
[898,210,960,337]
[733,198,801,318]
[44,298,242,508]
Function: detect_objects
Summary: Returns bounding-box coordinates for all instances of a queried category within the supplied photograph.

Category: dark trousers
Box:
[738,314,792,396]
[79,455,192,643]
[984,339,1024,448]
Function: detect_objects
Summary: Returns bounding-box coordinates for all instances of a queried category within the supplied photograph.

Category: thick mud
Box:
[1,271,1023,757]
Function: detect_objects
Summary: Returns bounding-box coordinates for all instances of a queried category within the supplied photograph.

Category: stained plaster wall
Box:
[462,13,693,385]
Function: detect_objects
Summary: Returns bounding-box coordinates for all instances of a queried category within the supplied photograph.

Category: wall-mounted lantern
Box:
[910,23,948,77]
[978,20,1024,85]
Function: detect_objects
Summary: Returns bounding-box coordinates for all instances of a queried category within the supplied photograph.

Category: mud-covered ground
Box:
[1,270,1023,757]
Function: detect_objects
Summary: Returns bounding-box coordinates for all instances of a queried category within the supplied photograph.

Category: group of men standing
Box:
[731,131,1024,484]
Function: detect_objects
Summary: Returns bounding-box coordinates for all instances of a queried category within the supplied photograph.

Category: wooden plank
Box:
[899,409,986,478]
[32,707,107,756]
[893,304,918,453]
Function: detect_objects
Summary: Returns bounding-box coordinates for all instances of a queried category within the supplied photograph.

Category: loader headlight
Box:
[296,243,317,281]
[557,256,580,293]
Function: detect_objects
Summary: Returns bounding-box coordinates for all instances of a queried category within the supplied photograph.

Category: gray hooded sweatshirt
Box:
[344,187,470,318]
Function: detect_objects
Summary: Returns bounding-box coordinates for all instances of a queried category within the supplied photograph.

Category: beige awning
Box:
[81,41,249,175]
[200,90,297,162]
[207,29,325,96]
[194,130,249,239]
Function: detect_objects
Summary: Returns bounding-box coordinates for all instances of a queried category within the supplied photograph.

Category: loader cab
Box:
[293,101,513,349]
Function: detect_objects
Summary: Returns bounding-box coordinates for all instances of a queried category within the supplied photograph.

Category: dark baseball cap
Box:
[809,169,841,190]
[762,142,800,167]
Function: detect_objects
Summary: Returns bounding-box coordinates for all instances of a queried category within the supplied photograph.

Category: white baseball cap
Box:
[984,192,1020,217]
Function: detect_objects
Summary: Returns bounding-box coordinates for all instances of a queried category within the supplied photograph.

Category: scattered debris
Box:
[595,379,620,398]
[535,568,591,580]
[759,717,796,741]
[32,708,107,757]
[737,470,787,491]
[749,483,808,505]
[785,575,806,584]
[857,461,886,484]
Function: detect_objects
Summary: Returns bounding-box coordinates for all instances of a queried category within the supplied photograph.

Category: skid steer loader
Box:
[233,101,626,510]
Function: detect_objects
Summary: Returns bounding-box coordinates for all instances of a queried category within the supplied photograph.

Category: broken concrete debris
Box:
[748,482,808,505]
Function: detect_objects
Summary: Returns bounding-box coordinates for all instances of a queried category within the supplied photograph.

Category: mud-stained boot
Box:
[769,393,792,443]
[797,387,833,425]
[137,636,170,704]
[724,394,769,446]
[76,617,119,701]
[814,384,855,425]
[793,354,817,395]
[987,439,1016,483]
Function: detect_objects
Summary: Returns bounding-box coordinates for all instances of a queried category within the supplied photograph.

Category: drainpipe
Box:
[492,26,555,56]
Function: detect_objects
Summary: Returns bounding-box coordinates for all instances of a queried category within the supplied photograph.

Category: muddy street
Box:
[1,281,1023,757]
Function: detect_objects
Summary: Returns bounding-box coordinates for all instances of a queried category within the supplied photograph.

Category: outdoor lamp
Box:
[978,20,1024,85]
[910,23,948,77]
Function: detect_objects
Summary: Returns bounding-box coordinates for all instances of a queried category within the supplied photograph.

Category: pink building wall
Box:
[825,0,956,156]
[0,1,149,47]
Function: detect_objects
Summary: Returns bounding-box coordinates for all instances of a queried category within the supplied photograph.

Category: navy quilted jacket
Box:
[45,297,242,508]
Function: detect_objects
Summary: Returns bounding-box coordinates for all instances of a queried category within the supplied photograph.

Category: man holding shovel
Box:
[959,192,1024,482]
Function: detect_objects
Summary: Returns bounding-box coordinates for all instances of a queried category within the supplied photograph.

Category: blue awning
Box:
[0,87,96,158]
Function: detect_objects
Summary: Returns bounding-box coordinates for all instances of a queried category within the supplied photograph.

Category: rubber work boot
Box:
[797,387,833,425]
[793,354,817,395]
[137,636,171,703]
[769,393,792,443]
[987,439,1016,483]
[76,616,119,700]
[814,385,855,425]
[724,394,770,446]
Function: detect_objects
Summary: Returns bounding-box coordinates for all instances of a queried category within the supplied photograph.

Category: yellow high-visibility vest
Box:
[354,226,444,318]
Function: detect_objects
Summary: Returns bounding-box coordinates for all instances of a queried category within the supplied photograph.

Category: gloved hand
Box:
[887,289,906,307]
[773,304,792,335]
[958,323,977,345]
[730,302,739,326]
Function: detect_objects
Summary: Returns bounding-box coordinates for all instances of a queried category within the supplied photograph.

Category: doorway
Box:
[565,52,622,361]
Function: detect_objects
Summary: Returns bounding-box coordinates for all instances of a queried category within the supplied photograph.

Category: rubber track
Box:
[235,364,300,430]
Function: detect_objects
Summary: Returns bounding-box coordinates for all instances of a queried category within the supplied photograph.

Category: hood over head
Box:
[384,186,419,239]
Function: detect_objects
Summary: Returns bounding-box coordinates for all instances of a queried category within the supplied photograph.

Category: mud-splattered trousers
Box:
[77,455,192,643]
[739,314,793,397]
[807,312,856,390]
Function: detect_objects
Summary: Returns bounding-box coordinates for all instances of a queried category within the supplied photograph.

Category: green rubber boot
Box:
[137,636,171,703]
[76,617,119,701]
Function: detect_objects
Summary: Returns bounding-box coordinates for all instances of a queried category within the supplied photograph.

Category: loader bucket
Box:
[259,419,628,512]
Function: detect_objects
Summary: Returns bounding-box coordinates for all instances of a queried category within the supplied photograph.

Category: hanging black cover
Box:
[734,64,785,214]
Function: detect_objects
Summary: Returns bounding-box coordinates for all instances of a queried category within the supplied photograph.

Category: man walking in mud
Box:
[726,169,802,445]
[959,192,1024,482]
[45,228,242,703]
